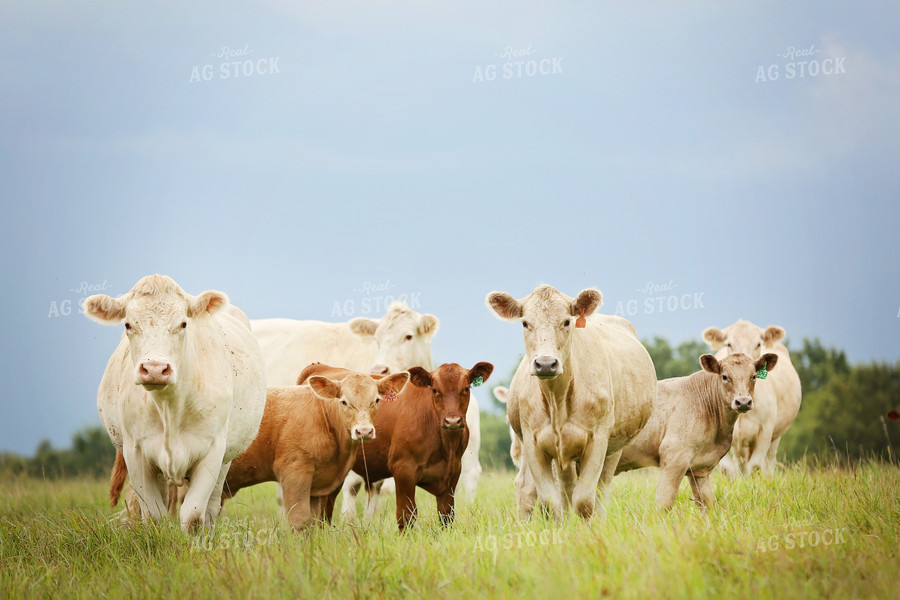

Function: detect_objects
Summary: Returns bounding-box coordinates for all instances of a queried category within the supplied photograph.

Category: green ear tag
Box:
[471,375,483,387]
[756,368,768,380]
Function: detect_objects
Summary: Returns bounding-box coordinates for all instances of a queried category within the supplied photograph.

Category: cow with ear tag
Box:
[616,352,778,509]
[83,274,267,533]
[486,284,656,522]
[702,320,802,475]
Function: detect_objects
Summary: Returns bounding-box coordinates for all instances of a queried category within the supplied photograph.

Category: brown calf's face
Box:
[307,372,409,441]
[487,285,601,379]
[699,352,779,413]
[703,320,785,360]
[408,362,493,430]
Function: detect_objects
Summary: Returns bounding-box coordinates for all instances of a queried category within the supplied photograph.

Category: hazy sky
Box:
[1,1,898,454]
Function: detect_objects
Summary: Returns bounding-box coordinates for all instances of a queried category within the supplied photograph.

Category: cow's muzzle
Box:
[532,356,561,379]
[138,361,173,387]
[442,416,464,431]
[732,396,753,413]
[352,425,376,441]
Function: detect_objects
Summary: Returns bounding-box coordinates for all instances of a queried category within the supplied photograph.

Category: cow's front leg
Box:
[124,445,167,522]
[392,468,419,532]
[280,466,314,532]
[593,449,622,519]
[180,439,227,533]
[203,462,229,524]
[570,433,609,519]
[524,426,564,521]
[747,423,775,474]
[422,480,455,527]
[655,454,690,510]
[514,458,537,520]
[687,471,715,508]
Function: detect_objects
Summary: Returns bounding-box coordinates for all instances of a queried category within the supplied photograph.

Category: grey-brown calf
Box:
[616,352,778,509]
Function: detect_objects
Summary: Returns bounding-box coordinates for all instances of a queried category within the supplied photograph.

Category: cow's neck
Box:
[320,402,356,468]
[145,336,203,485]
[695,373,734,441]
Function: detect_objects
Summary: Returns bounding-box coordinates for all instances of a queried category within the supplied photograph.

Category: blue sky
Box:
[1,1,898,454]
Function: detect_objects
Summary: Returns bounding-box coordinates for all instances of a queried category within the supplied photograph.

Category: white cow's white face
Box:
[307,371,409,441]
[83,274,228,389]
[703,320,785,360]
[700,352,778,413]
[487,285,602,379]
[349,303,439,375]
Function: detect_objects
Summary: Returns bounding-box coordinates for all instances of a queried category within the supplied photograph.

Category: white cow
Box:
[487,285,656,520]
[84,274,266,532]
[702,320,802,475]
[251,303,483,515]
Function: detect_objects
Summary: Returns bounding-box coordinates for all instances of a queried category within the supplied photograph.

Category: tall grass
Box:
[1,463,897,599]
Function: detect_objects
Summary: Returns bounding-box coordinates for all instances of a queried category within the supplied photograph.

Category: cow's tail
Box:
[109,449,128,507]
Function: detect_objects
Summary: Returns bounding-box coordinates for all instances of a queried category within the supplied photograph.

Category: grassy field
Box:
[1,462,898,599]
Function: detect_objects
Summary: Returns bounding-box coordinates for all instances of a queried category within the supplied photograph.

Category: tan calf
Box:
[616,352,778,509]
[222,370,409,532]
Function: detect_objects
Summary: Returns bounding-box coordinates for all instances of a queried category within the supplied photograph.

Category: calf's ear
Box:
[763,326,786,346]
[408,366,433,388]
[83,294,128,324]
[571,288,602,318]
[756,353,778,372]
[468,362,494,386]
[486,292,522,321]
[188,290,229,317]
[699,354,720,374]
[702,327,727,349]
[307,376,342,401]
[378,371,410,396]
[349,317,378,337]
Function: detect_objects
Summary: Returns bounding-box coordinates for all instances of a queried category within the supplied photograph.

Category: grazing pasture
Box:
[1,463,897,599]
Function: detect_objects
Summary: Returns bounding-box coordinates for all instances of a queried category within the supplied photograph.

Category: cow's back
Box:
[252,318,378,386]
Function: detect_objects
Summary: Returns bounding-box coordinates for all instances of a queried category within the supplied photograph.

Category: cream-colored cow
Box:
[85,274,267,532]
[487,285,656,520]
[616,353,778,509]
[702,320,802,474]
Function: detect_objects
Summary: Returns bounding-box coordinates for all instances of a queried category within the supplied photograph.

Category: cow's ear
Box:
[83,294,128,324]
[378,371,409,397]
[702,327,727,349]
[763,326,785,346]
[571,289,602,318]
[493,386,509,404]
[468,362,494,386]
[700,354,720,374]
[757,353,778,373]
[408,366,433,388]
[188,290,229,317]
[486,292,522,321]
[418,314,439,337]
[307,376,342,401]
[349,317,378,337]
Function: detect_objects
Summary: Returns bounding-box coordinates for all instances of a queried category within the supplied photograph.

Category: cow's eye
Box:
[404,334,413,341]
[341,400,348,407]
[522,321,529,329]
[563,320,570,327]
[722,375,729,382]
[181,322,187,329]
[375,397,381,404]
[124,323,132,331]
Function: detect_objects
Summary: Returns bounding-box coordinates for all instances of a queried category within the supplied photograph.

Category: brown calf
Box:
[300,361,493,531]
[222,370,409,532]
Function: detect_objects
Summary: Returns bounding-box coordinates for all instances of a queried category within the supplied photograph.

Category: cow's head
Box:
[349,302,439,375]
[408,362,493,431]
[699,352,778,413]
[83,274,227,390]
[487,285,601,379]
[307,371,409,441]
[703,320,785,360]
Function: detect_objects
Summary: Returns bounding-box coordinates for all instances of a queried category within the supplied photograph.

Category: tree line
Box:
[2,337,897,478]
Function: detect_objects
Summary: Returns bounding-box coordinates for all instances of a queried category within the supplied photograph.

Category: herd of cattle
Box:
[83,274,802,533]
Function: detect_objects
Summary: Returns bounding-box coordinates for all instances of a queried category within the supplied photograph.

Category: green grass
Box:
[1,463,898,599]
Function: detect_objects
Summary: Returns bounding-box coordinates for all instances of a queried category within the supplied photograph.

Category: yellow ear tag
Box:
[575,308,586,329]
